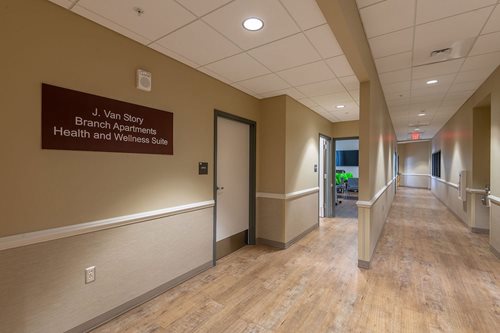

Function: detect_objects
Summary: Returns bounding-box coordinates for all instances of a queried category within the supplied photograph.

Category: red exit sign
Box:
[410,132,421,140]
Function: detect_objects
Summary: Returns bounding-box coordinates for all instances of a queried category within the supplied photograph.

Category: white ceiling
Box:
[358,0,500,140]
[48,0,360,123]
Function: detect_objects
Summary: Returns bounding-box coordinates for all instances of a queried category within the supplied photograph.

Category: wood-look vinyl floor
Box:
[92,188,500,333]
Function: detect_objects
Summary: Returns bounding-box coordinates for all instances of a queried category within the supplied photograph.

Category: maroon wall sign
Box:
[42,83,173,155]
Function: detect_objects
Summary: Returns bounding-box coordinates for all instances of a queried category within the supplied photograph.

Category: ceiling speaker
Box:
[136,69,152,92]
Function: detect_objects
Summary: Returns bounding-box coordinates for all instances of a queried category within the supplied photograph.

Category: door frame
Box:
[333,136,360,208]
[213,110,256,266]
[319,134,334,218]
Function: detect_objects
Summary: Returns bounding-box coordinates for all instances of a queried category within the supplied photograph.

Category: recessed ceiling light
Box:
[336,105,345,109]
[426,79,438,85]
[243,17,264,31]
[418,112,426,117]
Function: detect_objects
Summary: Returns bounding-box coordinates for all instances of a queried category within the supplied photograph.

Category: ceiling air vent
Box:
[413,37,475,66]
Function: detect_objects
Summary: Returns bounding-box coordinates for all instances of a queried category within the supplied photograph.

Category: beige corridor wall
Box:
[317,0,398,267]
[285,97,331,243]
[0,0,260,331]
[0,0,260,237]
[331,120,359,138]
[432,66,500,253]
[398,141,431,189]
[257,96,332,245]
[285,97,331,193]
[257,96,286,243]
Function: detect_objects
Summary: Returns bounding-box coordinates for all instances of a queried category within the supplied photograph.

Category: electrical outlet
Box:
[85,266,96,284]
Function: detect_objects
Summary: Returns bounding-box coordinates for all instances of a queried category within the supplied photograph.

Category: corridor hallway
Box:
[93,188,500,333]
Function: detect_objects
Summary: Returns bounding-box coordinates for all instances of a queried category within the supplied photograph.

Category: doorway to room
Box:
[214,110,256,263]
[334,138,359,218]
[319,135,333,218]
[470,97,491,233]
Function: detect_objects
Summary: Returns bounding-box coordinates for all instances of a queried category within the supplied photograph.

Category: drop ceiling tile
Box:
[461,52,500,71]
[72,4,151,45]
[483,5,500,33]
[445,90,475,98]
[248,34,321,72]
[196,66,233,84]
[416,0,496,24]
[203,0,300,50]
[296,79,346,97]
[325,55,355,77]
[311,92,354,111]
[49,0,76,8]
[156,20,240,66]
[176,0,233,16]
[411,73,456,90]
[383,80,411,93]
[369,28,414,58]
[304,25,343,59]
[339,76,360,90]
[411,87,447,98]
[387,97,410,106]
[470,31,500,55]
[411,59,464,80]
[349,90,360,102]
[236,73,290,94]
[231,83,259,97]
[448,80,482,92]
[278,61,335,86]
[380,69,411,84]
[203,53,270,82]
[356,0,385,9]
[150,43,200,68]
[359,0,415,38]
[77,0,196,41]
[259,87,305,100]
[414,8,492,57]
[410,94,443,104]
[298,98,319,109]
[385,90,411,101]
[375,52,412,73]
[454,68,494,83]
[279,0,326,30]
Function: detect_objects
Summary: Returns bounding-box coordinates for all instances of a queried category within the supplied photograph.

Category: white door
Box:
[216,117,250,242]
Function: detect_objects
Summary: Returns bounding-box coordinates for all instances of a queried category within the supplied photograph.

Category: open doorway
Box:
[469,96,491,234]
[334,138,359,218]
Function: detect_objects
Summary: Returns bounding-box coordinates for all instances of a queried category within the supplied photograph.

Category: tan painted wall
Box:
[472,107,491,189]
[331,120,359,138]
[318,0,397,265]
[0,0,260,237]
[258,96,286,194]
[398,141,431,188]
[432,66,500,250]
[285,96,331,193]
[257,96,331,244]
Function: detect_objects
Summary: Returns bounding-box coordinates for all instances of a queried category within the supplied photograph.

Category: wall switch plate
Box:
[85,266,96,284]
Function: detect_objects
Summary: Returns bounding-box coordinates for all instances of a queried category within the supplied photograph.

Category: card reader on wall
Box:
[458,170,467,202]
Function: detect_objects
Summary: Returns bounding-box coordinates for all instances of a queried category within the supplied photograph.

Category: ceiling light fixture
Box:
[426,79,438,85]
[418,112,426,117]
[336,105,345,109]
[243,17,264,31]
